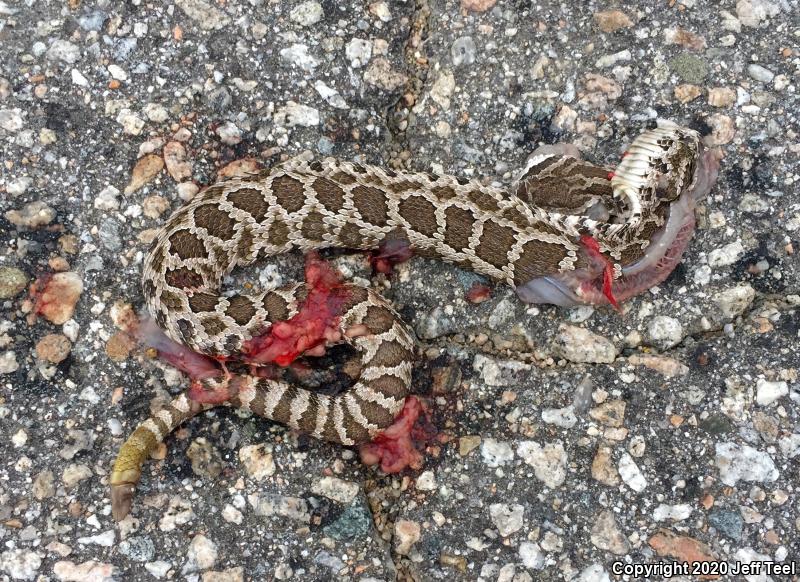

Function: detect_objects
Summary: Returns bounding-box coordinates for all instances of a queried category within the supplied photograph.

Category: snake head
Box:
[515,126,722,308]
[610,127,718,222]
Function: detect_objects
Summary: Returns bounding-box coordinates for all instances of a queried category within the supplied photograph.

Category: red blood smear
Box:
[369,237,413,275]
[607,171,615,180]
[359,396,433,473]
[243,253,350,367]
[187,378,232,404]
[466,281,492,304]
[579,234,620,310]
[29,274,53,314]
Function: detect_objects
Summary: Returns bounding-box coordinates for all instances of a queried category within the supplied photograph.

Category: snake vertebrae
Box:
[111,126,717,520]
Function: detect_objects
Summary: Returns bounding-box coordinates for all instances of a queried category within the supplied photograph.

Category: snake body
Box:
[110,126,719,519]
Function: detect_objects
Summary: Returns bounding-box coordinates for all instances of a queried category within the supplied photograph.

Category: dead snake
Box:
[110,125,720,520]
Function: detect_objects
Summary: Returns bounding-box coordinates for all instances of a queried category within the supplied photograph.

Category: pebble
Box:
[594,49,631,68]
[322,500,373,541]
[177,182,199,201]
[736,0,780,27]
[186,438,223,478]
[480,438,514,467]
[143,103,169,123]
[7,176,32,196]
[368,1,392,21]
[203,85,231,112]
[94,185,121,210]
[46,40,81,64]
[674,83,702,103]
[116,109,145,135]
[280,44,320,72]
[144,561,171,578]
[517,441,568,488]
[593,10,633,32]
[575,564,610,582]
[589,400,626,428]
[708,86,736,107]
[747,63,774,83]
[541,406,577,428]
[627,354,689,378]
[238,444,275,480]
[70,69,89,87]
[416,306,459,339]
[518,542,545,570]
[708,509,744,540]
[0,351,19,374]
[755,379,788,406]
[647,316,684,350]
[590,510,630,554]
[6,200,56,228]
[250,493,310,523]
[708,240,745,267]
[416,470,437,491]
[715,442,778,485]
[459,435,481,456]
[32,469,55,499]
[12,428,27,447]
[289,1,323,26]
[143,195,170,219]
[162,142,191,182]
[551,324,617,364]
[77,530,115,547]
[35,272,83,325]
[618,453,647,492]
[649,531,716,565]
[345,38,372,68]
[99,218,122,250]
[489,503,524,536]
[182,534,218,574]
[222,504,243,524]
[394,519,421,555]
[202,567,245,582]
[363,58,407,91]
[0,549,42,581]
[176,0,231,30]
[739,193,770,213]
[713,284,755,319]
[160,497,196,532]
[313,81,348,109]
[462,0,497,11]
[126,154,165,193]
[273,101,320,127]
[653,503,693,522]
[107,64,127,81]
[75,10,105,30]
[669,53,708,84]
[778,434,800,458]
[216,121,242,145]
[62,463,92,488]
[35,334,71,363]
[0,108,23,132]
[705,113,735,145]
[475,355,529,387]
[311,476,360,504]
[591,446,620,486]
[664,27,706,50]
[0,266,28,299]
[451,36,476,67]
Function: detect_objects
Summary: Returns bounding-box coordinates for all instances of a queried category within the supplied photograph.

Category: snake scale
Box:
[110,125,720,519]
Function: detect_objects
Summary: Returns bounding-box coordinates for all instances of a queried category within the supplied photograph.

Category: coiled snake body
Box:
[110,126,719,519]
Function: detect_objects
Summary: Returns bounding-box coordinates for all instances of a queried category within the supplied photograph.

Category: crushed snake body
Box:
[110,125,719,519]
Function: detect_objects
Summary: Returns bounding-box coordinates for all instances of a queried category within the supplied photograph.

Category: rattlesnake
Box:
[110,125,720,520]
